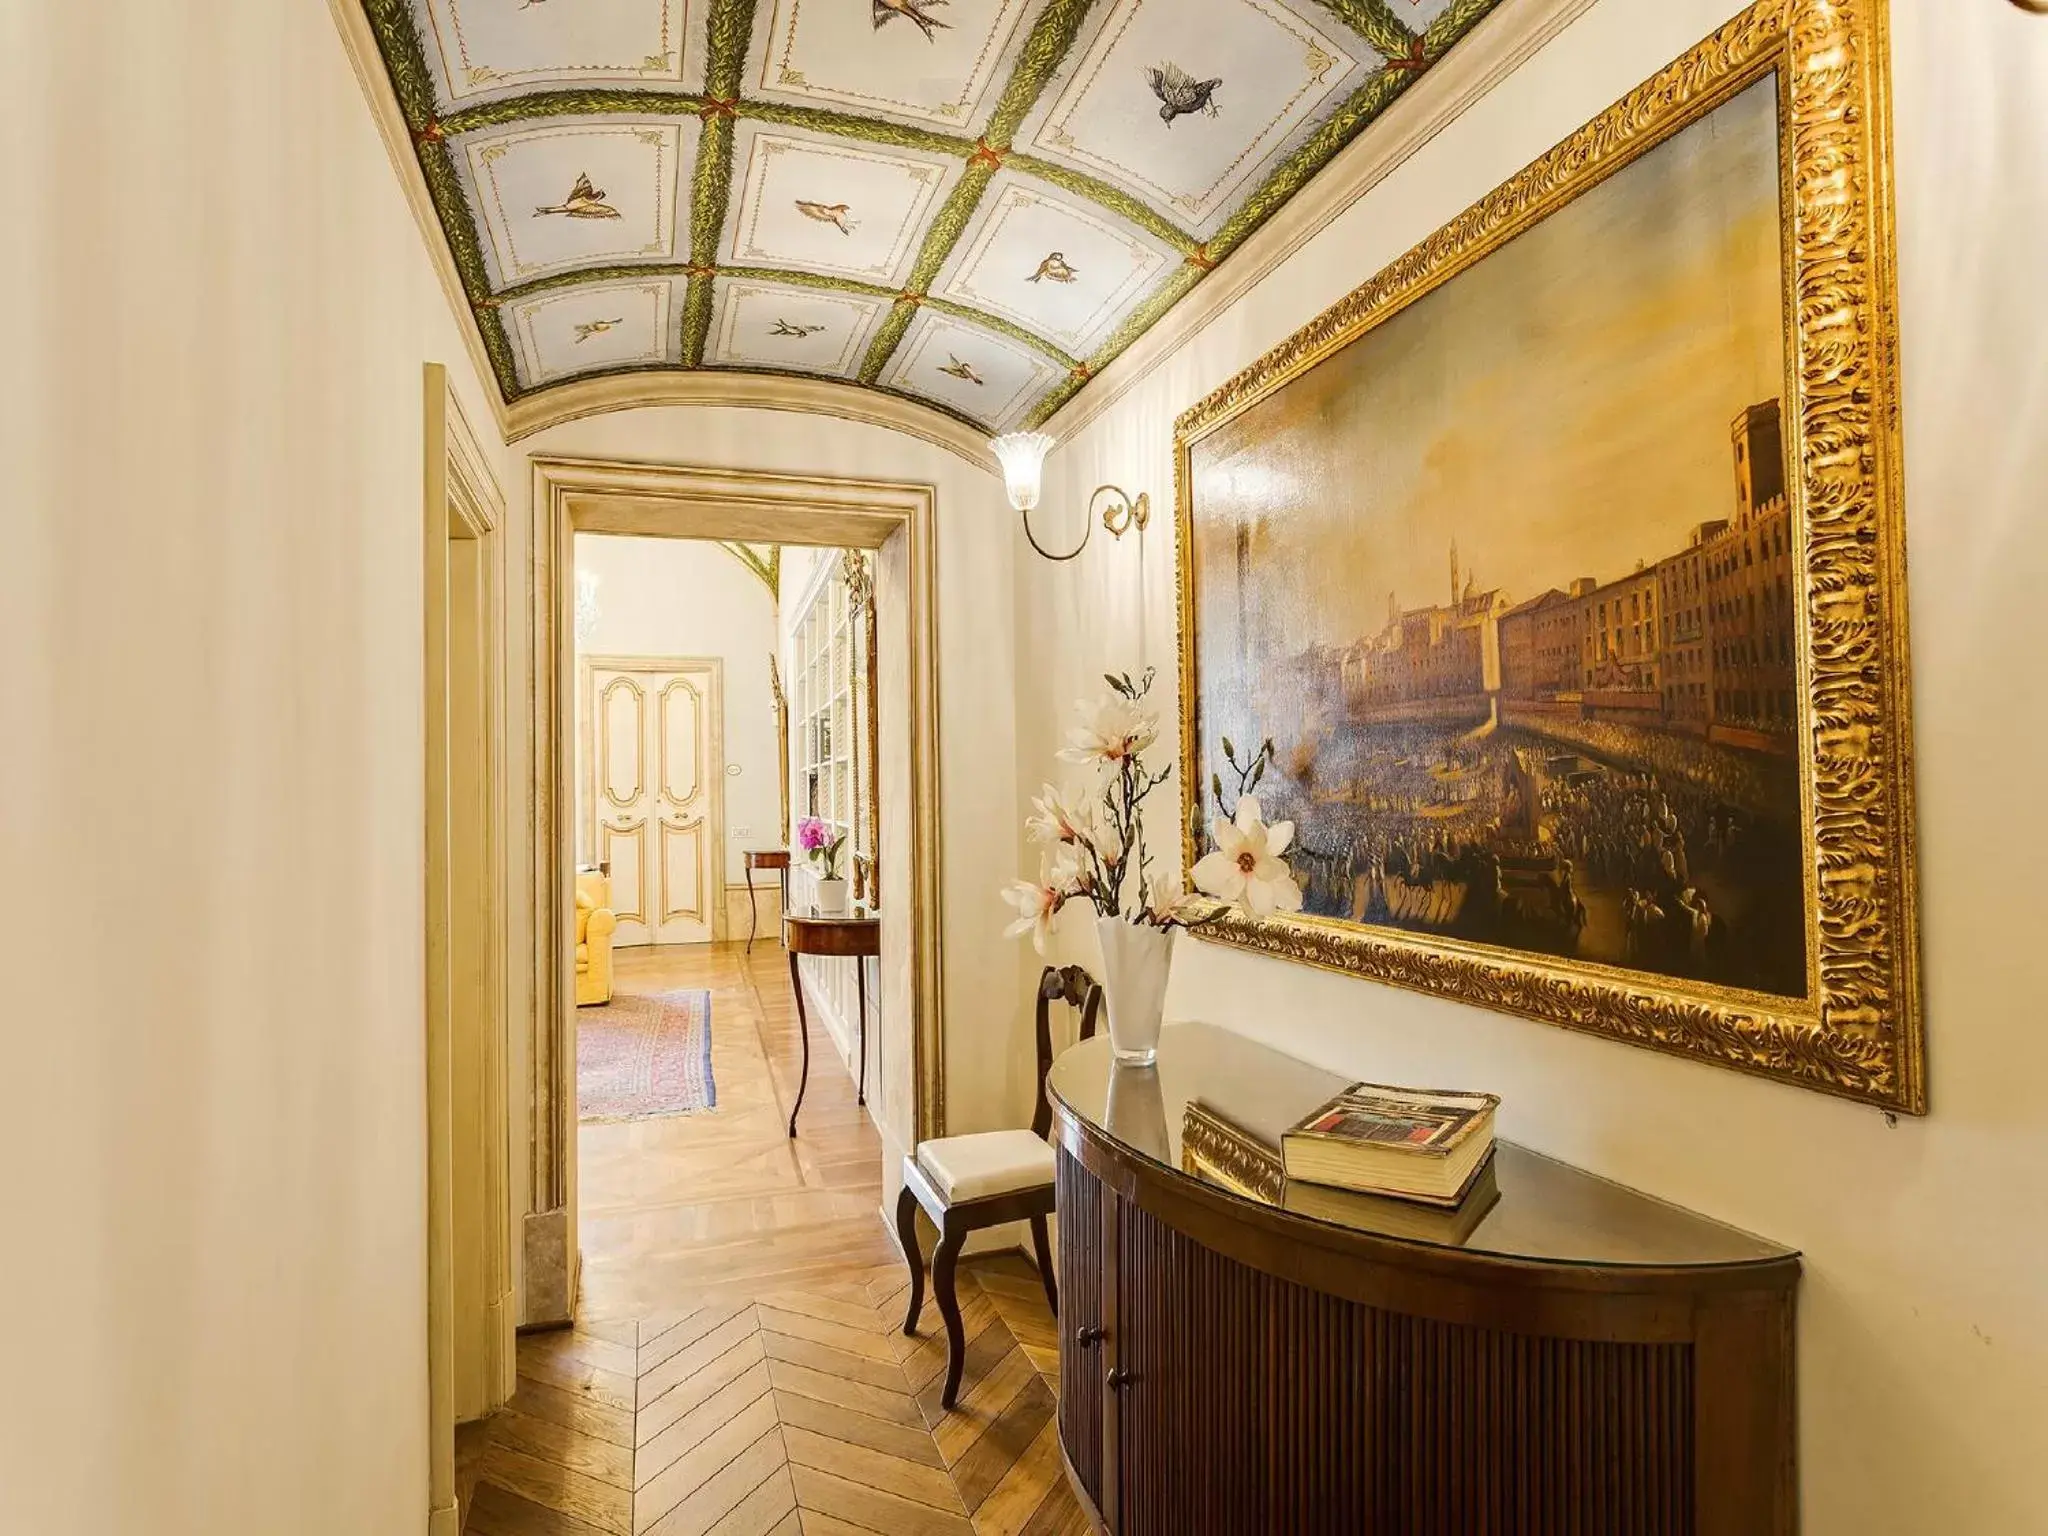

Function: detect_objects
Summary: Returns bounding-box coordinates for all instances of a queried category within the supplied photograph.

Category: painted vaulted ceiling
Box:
[363,0,1503,434]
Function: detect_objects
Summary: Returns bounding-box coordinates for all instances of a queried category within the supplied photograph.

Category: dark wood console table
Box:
[781,910,879,1139]
[1048,1023,1799,1536]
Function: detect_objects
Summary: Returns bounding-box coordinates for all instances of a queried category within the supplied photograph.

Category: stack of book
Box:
[1182,1081,1501,1245]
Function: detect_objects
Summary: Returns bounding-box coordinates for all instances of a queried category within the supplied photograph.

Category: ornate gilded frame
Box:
[1174,0,1923,1112]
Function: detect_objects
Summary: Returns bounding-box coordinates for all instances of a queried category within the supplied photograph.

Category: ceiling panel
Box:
[934,172,1179,358]
[367,0,1507,429]
[704,276,889,378]
[460,119,695,287]
[512,277,676,385]
[883,311,1067,432]
[741,0,1047,134]
[416,0,705,107]
[1018,0,1374,234]
[721,123,962,288]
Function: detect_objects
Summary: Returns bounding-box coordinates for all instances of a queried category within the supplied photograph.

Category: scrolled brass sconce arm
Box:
[1094,485,1151,540]
[1020,501,1093,562]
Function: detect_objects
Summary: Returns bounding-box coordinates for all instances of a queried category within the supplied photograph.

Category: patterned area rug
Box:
[578,988,717,1122]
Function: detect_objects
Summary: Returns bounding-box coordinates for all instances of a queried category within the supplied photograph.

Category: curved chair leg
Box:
[932,1227,967,1409]
[894,1186,926,1336]
[1028,1212,1058,1319]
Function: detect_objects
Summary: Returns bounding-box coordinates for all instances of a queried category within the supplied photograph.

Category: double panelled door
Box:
[585,656,722,947]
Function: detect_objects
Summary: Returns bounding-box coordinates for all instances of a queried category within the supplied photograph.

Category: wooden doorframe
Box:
[525,454,947,1326]
[578,653,729,945]
[424,365,512,1535]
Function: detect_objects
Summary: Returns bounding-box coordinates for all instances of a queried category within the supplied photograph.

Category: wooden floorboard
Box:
[462,942,1068,1536]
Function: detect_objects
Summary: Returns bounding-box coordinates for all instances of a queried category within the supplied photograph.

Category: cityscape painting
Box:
[1186,74,1805,1000]
[1180,2,1922,1110]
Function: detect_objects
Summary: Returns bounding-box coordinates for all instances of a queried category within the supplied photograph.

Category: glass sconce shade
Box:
[990,431,1055,513]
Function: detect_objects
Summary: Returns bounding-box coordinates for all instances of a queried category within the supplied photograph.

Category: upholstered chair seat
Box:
[913,1130,1058,1204]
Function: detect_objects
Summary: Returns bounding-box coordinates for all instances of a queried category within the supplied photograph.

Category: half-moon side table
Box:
[1049,1022,1801,1535]
[743,848,791,954]
[782,910,880,1139]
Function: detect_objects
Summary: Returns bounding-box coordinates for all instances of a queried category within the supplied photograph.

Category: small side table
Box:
[782,910,881,1139]
[743,849,791,954]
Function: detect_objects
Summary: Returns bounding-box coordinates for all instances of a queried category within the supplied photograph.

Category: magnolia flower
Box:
[1025,784,1090,845]
[1143,886,1215,929]
[1058,694,1160,767]
[1191,795,1303,917]
[1052,840,1097,899]
[1001,850,1086,955]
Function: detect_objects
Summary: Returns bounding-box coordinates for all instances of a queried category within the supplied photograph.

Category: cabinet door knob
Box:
[1106,1366,1134,1391]
[1074,1324,1105,1346]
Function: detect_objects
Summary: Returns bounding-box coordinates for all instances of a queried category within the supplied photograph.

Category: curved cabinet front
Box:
[1048,1025,1798,1536]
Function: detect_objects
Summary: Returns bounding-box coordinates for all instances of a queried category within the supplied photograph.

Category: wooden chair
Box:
[894,964,1100,1408]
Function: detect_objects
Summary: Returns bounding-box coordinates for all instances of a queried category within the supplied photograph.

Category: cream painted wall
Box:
[0,4,516,1533]
[1020,1,2048,1530]
[573,534,780,889]
[509,409,1031,1168]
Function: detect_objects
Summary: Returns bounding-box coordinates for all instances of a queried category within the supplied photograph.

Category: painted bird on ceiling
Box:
[1147,61,1222,125]
[873,0,952,40]
[1028,251,1078,284]
[535,172,621,219]
[795,199,858,235]
[938,354,984,386]
[573,318,624,343]
[771,319,827,337]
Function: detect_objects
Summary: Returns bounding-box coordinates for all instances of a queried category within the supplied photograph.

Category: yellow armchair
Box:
[576,868,617,1007]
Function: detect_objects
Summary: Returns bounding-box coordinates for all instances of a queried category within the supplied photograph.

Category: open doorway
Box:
[567,531,890,1319]
[520,457,950,1333]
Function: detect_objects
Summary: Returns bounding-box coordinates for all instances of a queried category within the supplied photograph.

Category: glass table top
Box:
[1047,1021,1795,1270]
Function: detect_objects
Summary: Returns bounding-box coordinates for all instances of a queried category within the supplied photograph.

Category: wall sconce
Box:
[990,431,1151,563]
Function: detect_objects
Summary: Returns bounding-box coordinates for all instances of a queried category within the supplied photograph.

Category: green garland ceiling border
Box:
[1310,0,1424,61]
[360,0,1506,414]
[719,542,781,594]
[1424,0,1505,61]
[858,0,1098,384]
[361,0,522,396]
[684,0,756,364]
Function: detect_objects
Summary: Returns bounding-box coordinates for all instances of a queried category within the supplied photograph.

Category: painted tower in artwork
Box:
[1731,400,1786,521]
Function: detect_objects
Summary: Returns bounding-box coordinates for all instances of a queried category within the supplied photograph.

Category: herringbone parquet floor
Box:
[460,943,1090,1536]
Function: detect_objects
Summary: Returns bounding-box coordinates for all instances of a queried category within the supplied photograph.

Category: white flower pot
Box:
[814,877,848,916]
[1096,915,1175,1066]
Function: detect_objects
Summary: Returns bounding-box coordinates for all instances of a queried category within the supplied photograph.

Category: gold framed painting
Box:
[1174,0,1922,1112]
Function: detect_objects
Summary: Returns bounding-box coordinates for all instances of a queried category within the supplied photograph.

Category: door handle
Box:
[1074,1324,1105,1346]
[1106,1366,1135,1392]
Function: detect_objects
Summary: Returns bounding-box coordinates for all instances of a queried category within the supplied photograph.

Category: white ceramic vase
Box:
[1096,915,1175,1067]
[814,876,849,916]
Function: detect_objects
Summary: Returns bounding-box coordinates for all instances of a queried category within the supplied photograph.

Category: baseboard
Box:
[522,1208,572,1327]
[428,1499,460,1536]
